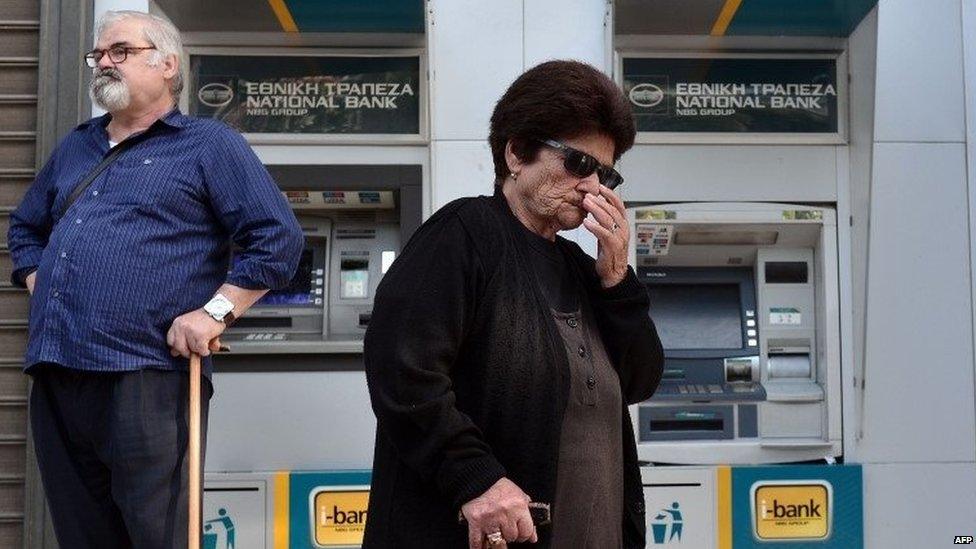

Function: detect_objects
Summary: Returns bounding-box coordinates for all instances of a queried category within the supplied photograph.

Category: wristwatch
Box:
[203,293,236,325]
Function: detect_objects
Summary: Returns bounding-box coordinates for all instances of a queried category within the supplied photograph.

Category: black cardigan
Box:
[362,188,664,548]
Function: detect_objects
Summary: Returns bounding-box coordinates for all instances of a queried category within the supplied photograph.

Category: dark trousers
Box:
[29,365,212,549]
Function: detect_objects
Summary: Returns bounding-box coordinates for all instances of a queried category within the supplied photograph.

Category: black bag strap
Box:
[56,127,159,220]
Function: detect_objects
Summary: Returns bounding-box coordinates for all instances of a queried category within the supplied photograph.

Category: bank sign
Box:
[732,465,862,548]
[621,56,840,138]
[189,54,421,136]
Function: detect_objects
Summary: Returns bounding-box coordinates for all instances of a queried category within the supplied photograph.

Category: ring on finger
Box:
[486,531,504,546]
[611,222,619,233]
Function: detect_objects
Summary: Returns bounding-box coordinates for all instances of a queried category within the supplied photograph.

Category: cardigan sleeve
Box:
[364,205,506,511]
[566,243,664,404]
[590,267,665,403]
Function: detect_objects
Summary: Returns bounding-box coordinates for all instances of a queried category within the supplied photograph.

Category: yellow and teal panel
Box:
[274,470,372,549]
[717,464,864,548]
[615,0,877,38]
[727,0,878,37]
[154,0,424,34]
[276,0,425,33]
[215,464,860,548]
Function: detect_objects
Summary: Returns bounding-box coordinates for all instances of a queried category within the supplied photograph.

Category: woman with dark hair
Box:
[363,60,664,549]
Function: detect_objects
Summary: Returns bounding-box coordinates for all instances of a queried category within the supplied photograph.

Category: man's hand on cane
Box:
[167,309,225,358]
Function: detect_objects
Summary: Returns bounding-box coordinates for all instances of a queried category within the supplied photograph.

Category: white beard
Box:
[89,71,131,112]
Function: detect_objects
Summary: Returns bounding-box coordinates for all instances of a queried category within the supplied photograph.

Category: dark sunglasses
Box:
[538,139,624,190]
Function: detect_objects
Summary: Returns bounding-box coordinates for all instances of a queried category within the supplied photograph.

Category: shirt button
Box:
[51,290,60,298]
[586,376,596,389]
[578,345,586,357]
[75,218,82,224]
[59,251,67,258]
[92,190,99,196]
[567,318,578,328]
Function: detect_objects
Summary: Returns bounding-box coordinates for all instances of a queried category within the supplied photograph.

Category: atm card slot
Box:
[652,411,722,432]
[662,368,685,380]
[639,405,733,441]
[651,418,724,432]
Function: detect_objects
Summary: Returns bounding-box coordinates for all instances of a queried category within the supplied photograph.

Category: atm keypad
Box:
[674,384,725,395]
[244,332,288,341]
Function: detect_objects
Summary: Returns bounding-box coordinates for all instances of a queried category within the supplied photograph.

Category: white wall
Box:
[856,0,976,544]
[427,0,523,209]
[426,0,608,254]
[964,0,976,471]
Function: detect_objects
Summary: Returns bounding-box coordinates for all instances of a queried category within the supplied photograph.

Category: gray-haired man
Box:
[8,11,303,548]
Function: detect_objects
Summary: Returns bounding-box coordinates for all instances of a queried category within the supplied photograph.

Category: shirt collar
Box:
[76,107,187,131]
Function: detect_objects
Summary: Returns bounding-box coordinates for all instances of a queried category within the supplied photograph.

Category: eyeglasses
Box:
[538,139,624,190]
[84,45,157,68]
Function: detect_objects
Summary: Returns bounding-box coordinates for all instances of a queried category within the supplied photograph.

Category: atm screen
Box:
[232,249,315,307]
[648,284,743,350]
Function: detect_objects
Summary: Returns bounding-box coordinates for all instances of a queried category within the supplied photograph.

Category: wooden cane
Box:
[189,353,202,549]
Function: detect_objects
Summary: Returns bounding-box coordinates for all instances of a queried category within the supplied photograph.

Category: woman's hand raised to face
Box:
[581,185,630,288]
[461,477,538,548]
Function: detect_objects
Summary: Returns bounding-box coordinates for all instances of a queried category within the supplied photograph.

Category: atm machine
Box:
[221,190,402,352]
[627,203,844,547]
[627,202,842,464]
[202,166,422,548]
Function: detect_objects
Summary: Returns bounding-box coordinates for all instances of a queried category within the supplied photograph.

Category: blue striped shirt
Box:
[7,109,304,375]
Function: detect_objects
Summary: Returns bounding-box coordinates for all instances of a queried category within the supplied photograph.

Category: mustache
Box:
[92,67,123,81]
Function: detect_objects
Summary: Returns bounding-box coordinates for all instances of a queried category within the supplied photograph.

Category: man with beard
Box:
[6,10,303,548]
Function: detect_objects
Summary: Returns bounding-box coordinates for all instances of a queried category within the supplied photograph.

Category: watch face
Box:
[205,295,234,318]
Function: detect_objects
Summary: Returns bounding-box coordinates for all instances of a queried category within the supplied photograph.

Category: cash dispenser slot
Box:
[768,352,812,379]
[764,345,823,403]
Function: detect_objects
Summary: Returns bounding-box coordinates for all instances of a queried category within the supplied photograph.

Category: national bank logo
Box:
[203,508,236,549]
[198,82,234,108]
[751,480,832,541]
[630,83,664,108]
[650,501,684,544]
[628,75,669,115]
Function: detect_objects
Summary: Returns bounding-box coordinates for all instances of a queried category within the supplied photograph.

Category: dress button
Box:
[567,318,578,328]
[586,376,596,389]
[92,190,99,196]
[577,345,586,357]
[60,252,67,258]
[75,218,82,224]
[51,290,60,298]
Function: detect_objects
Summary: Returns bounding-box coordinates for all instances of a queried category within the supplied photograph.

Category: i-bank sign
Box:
[731,465,862,548]
[751,480,832,541]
